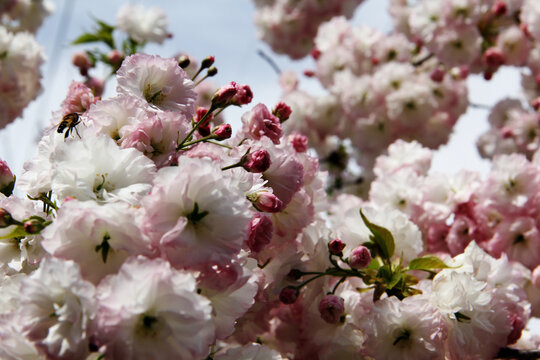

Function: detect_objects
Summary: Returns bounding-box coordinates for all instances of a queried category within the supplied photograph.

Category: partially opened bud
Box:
[213,124,232,140]
[242,150,271,173]
[319,295,345,324]
[0,160,15,196]
[279,286,299,304]
[349,245,372,269]
[250,192,283,213]
[289,134,308,153]
[232,84,253,106]
[328,239,345,256]
[272,102,292,122]
[211,82,238,108]
[24,219,44,234]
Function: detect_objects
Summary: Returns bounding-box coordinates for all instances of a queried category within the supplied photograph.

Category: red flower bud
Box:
[242,150,271,173]
[272,102,292,122]
[211,82,238,108]
[213,124,232,140]
[430,68,445,83]
[24,219,43,234]
[349,246,372,269]
[232,84,253,106]
[0,160,15,196]
[319,295,345,324]
[492,0,507,16]
[328,239,345,256]
[0,208,13,228]
[311,47,321,60]
[483,48,505,68]
[289,134,308,153]
[252,192,283,213]
[279,286,299,304]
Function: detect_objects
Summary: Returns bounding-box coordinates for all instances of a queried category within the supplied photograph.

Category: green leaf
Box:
[72,33,102,45]
[376,264,392,282]
[360,209,395,260]
[367,258,380,270]
[0,226,28,240]
[387,272,404,290]
[408,256,450,271]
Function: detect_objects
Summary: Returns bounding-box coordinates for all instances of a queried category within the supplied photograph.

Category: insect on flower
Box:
[57,112,82,139]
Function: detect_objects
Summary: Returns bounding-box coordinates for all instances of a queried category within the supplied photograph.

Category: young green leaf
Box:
[408,255,450,271]
[360,209,395,260]
[72,33,102,45]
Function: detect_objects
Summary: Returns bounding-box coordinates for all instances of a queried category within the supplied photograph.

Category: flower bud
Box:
[206,66,218,77]
[303,70,315,77]
[213,124,232,140]
[0,208,14,228]
[532,98,540,111]
[251,192,283,213]
[319,295,345,324]
[328,238,345,256]
[211,82,238,108]
[0,160,15,196]
[232,84,253,106]
[107,50,124,68]
[195,107,213,137]
[272,102,292,122]
[24,219,44,234]
[349,246,372,269]
[279,286,299,304]
[483,48,505,68]
[201,55,215,69]
[177,55,190,69]
[84,77,105,97]
[247,213,273,252]
[430,68,445,83]
[289,133,308,153]
[492,0,507,16]
[311,47,321,60]
[72,52,92,76]
[242,150,271,173]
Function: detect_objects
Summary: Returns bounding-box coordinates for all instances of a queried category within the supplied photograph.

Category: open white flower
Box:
[50,134,156,204]
[117,4,169,44]
[117,54,196,117]
[92,256,215,360]
[18,257,96,360]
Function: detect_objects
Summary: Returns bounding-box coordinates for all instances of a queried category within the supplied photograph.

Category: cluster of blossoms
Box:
[0,0,51,129]
[252,0,365,59]
[2,1,540,359]
[279,16,468,194]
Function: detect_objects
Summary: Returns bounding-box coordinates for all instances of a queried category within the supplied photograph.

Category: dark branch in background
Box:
[257,49,281,75]
[411,53,434,67]
[496,347,540,359]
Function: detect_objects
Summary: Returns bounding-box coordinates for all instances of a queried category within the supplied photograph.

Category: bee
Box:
[57,112,82,139]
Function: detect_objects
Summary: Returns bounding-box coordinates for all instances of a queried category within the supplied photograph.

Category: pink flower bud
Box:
[252,192,283,213]
[430,68,445,83]
[328,239,345,256]
[242,150,271,173]
[272,102,292,122]
[72,52,92,75]
[279,286,299,304]
[213,124,232,140]
[24,219,43,234]
[0,160,15,196]
[107,50,124,67]
[318,295,345,324]
[483,48,505,68]
[232,84,253,106]
[492,0,507,16]
[247,213,273,252]
[349,246,371,269]
[532,98,540,111]
[311,48,321,60]
[84,77,105,97]
[195,107,213,136]
[211,82,238,108]
[289,134,308,152]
